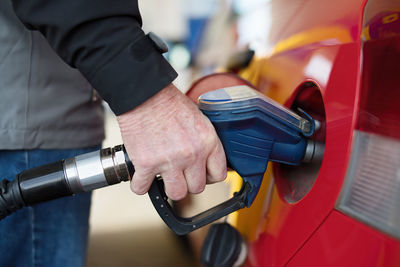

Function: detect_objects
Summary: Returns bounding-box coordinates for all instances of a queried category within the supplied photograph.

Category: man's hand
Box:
[117,84,227,200]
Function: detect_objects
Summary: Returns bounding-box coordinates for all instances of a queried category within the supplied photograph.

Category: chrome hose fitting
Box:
[64,145,131,193]
[100,145,131,184]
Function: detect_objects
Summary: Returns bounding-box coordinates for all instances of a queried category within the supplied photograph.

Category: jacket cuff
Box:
[90,34,178,115]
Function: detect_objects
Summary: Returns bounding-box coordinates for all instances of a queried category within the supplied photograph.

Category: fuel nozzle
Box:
[148,85,321,236]
[198,85,316,206]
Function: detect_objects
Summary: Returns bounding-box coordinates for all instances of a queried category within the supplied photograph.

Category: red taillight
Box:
[337,10,400,239]
[357,35,400,139]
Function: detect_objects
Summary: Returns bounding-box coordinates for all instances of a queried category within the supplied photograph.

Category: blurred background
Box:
[86,0,272,266]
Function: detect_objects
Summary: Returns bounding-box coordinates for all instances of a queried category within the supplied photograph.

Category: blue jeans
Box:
[0,146,100,267]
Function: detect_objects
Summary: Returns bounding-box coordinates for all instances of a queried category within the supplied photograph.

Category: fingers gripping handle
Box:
[148,178,251,235]
[124,148,252,235]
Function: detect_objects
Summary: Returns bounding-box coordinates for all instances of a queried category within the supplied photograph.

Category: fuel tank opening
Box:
[274,82,326,203]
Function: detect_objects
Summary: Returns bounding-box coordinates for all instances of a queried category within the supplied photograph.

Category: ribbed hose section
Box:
[0,179,25,220]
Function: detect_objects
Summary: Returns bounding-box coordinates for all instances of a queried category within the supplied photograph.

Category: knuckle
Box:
[218,164,228,177]
[186,168,206,194]
[203,132,218,149]
[177,146,197,164]
[189,182,205,194]
[217,169,227,181]
[208,166,227,183]
[164,175,187,201]
[187,147,198,162]
[136,153,170,171]
[131,180,149,195]
[168,188,187,201]
[134,156,153,170]
[216,173,226,182]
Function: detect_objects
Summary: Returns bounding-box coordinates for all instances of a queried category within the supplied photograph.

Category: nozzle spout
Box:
[302,140,325,163]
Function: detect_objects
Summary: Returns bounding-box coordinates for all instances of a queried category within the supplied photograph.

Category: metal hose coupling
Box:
[64,145,132,193]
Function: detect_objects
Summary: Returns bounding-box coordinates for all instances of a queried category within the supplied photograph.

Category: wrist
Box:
[117,83,179,128]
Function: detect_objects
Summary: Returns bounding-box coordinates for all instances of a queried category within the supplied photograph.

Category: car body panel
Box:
[286,211,400,267]
[241,41,361,267]
[226,0,400,266]
[186,0,400,265]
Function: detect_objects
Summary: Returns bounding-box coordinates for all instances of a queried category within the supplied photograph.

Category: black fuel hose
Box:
[0,160,74,220]
[0,179,25,220]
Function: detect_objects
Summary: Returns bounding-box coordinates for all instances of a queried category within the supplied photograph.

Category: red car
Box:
[187,0,400,266]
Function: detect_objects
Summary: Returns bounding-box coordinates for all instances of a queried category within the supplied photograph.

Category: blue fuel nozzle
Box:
[198,85,314,205]
[148,85,315,235]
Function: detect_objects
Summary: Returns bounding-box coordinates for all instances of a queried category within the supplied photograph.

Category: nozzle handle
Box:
[148,178,250,235]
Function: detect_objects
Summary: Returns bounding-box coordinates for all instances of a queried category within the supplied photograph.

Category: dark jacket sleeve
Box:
[11,0,178,115]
